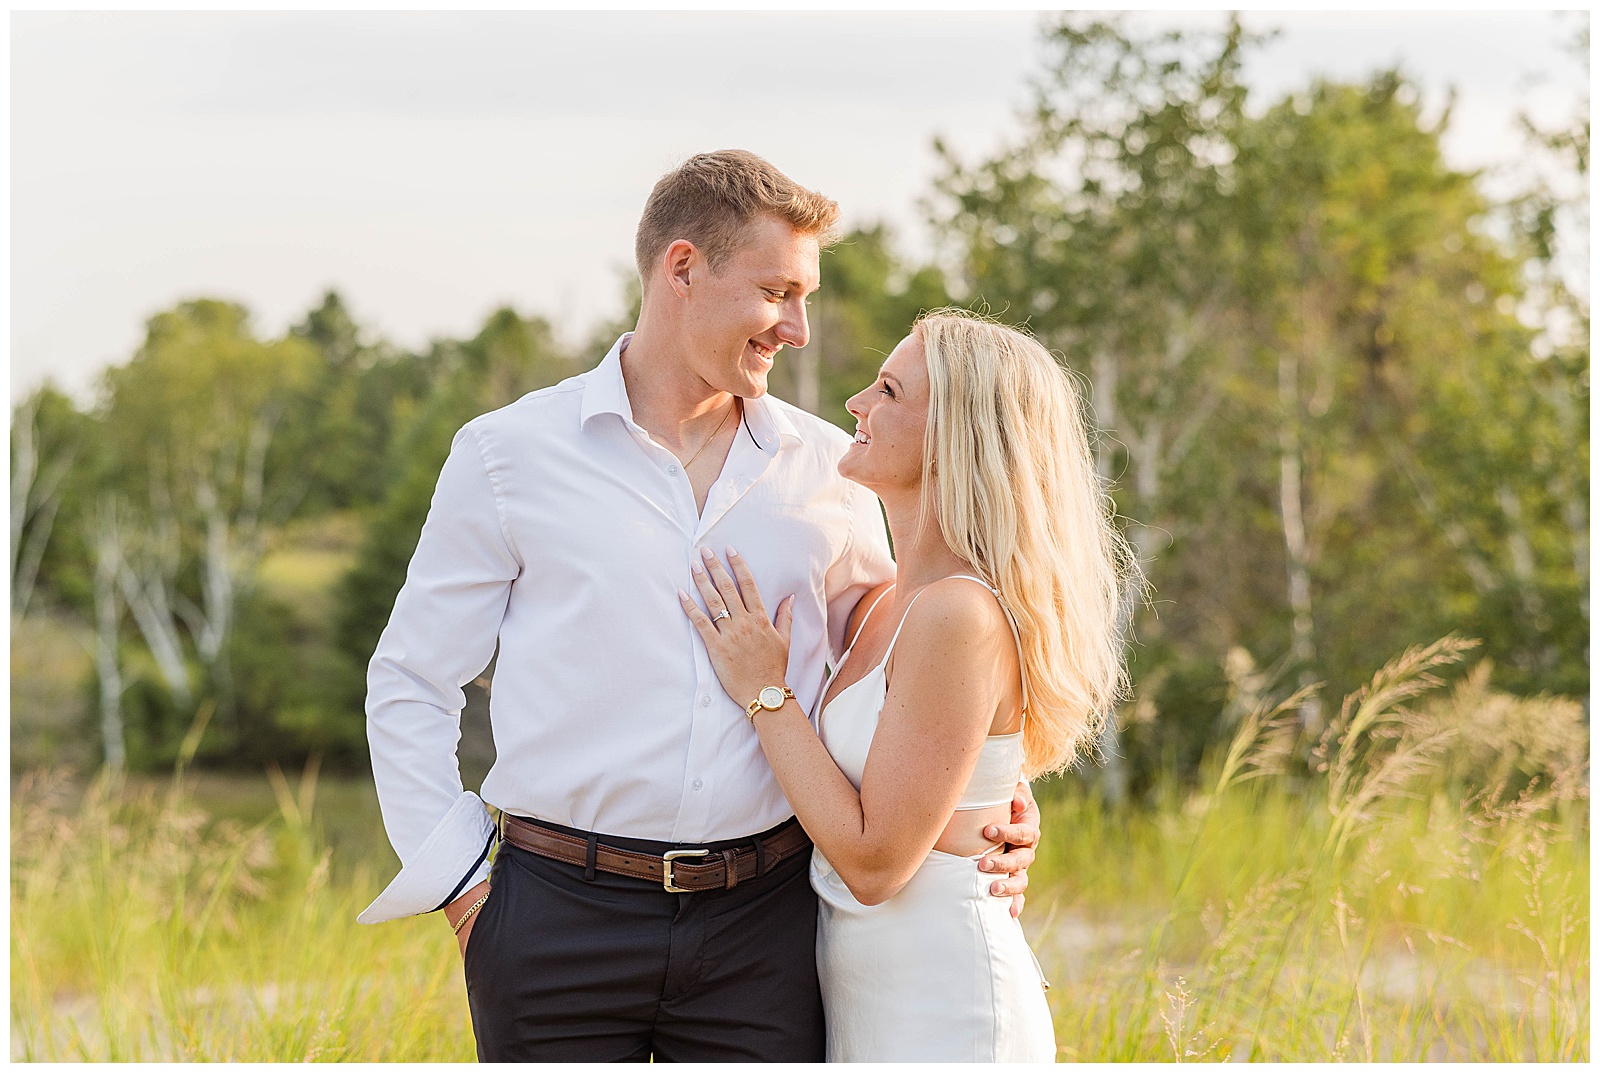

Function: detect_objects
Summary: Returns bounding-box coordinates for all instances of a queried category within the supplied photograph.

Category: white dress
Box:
[811,576,1056,1063]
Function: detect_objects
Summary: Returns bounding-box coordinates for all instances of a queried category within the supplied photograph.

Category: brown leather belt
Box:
[498,813,812,893]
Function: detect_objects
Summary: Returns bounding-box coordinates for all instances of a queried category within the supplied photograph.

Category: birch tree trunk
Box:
[1127,422,1165,568]
[91,503,127,773]
[1088,349,1129,805]
[1543,374,1589,627]
[115,507,193,709]
[184,413,275,725]
[10,398,74,618]
[1390,444,1501,596]
[1496,482,1559,671]
[9,402,33,579]
[1277,346,1321,730]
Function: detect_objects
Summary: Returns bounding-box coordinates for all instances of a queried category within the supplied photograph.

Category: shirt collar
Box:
[742,389,803,452]
[581,332,806,450]
[579,333,637,429]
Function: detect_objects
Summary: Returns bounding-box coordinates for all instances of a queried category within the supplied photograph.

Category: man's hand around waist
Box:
[445,880,493,959]
[979,780,1040,918]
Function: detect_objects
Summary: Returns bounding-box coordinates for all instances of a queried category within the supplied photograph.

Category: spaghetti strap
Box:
[839,584,895,665]
[879,586,931,662]
[890,574,1030,717]
[816,584,897,718]
[995,600,1031,717]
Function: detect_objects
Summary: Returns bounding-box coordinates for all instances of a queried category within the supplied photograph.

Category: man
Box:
[360,150,1040,1062]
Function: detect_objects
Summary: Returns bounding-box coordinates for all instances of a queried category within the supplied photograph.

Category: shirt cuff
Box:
[357,790,497,924]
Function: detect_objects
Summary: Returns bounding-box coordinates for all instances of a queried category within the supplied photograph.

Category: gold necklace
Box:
[683,398,738,470]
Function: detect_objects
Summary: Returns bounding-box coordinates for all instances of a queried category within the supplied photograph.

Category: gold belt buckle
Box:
[662,848,709,893]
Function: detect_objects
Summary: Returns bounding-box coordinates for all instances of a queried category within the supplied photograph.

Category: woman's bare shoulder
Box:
[882,578,1017,731]
[892,578,1014,669]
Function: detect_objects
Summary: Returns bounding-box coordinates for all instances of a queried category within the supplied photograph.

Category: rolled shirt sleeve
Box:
[359,424,521,924]
[822,478,896,662]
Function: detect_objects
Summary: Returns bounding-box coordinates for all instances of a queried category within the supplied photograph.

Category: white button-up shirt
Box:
[359,334,894,923]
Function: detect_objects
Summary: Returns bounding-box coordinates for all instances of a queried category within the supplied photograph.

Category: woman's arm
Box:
[812,579,1014,903]
[680,549,1012,906]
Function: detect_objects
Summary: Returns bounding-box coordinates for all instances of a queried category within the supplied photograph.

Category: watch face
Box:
[759,686,786,710]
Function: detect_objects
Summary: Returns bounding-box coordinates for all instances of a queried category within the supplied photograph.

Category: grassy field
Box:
[10,639,1589,1061]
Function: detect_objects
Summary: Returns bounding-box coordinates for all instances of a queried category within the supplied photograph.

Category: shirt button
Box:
[667,464,680,475]
[692,778,704,790]
[700,695,712,707]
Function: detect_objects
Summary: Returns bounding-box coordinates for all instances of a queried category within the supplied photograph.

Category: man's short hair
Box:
[634,150,840,283]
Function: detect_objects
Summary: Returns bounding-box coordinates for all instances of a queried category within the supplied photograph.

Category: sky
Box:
[10,10,1589,402]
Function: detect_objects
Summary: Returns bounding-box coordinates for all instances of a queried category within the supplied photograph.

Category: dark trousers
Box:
[463,816,825,1062]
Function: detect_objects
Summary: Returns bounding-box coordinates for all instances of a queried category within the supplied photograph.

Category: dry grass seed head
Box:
[1427,661,1590,794]
[1159,975,1224,1061]
[1316,635,1478,857]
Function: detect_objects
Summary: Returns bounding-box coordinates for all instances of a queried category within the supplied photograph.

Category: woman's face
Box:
[838,330,929,496]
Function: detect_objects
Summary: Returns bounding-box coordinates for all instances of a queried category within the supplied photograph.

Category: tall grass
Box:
[10,765,476,1061]
[1028,637,1589,1061]
[10,636,1589,1061]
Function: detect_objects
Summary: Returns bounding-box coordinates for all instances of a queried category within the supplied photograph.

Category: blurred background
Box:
[10,10,1589,1062]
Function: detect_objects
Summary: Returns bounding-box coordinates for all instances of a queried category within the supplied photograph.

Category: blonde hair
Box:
[635,150,840,282]
[915,309,1136,777]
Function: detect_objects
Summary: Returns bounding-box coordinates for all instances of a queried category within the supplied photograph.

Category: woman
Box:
[678,309,1132,1062]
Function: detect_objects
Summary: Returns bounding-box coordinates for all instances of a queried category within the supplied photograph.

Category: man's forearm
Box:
[358,424,518,925]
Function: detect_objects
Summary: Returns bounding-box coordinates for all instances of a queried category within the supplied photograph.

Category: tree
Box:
[94,299,323,753]
[1507,20,1589,666]
[88,496,127,772]
[10,387,82,618]
[1231,71,1585,700]
[291,290,432,512]
[928,16,1588,795]
[930,15,1255,794]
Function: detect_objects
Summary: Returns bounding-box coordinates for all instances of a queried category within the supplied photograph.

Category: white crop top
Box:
[815,575,1027,811]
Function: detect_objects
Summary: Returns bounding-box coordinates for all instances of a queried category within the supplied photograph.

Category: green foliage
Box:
[12,383,97,611]
[929,14,1588,784]
[228,587,360,763]
[99,299,321,518]
[1230,73,1586,700]
[289,292,422,513]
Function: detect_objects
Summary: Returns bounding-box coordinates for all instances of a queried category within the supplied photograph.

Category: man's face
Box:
[679,214,820,399]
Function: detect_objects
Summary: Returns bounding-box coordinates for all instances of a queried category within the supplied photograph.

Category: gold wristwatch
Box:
[745,685,795,722]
